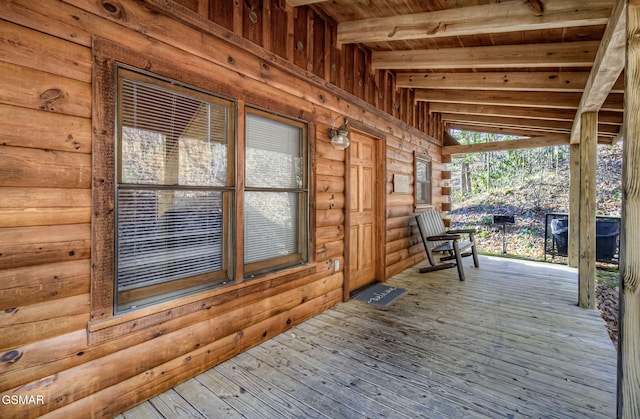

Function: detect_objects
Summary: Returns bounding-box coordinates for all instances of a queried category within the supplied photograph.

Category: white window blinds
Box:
[119,78,230,187]
[117,190,224,290]
[415,158,432,205]
[243,191,300,264]
[245,113,303,189]
[243,111,308,276]
[116,70,233,311]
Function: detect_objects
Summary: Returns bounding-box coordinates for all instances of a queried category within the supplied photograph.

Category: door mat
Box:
[353,282,406,307]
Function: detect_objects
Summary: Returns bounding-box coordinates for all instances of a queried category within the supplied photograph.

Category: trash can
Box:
[547,215,620,263]
[596,221,619,261]
[550,218,569,257]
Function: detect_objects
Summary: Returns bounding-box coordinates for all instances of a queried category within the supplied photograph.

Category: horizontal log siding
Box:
[385,120,445,277]
[0,1,439,417]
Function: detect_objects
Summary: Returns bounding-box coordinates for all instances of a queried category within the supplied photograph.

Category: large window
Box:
[415,154,432,207]
[244,109,309,278]
[115,68,235,312]
[110,67,309,313]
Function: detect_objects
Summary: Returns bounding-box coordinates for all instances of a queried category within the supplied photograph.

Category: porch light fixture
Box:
[328,116,350,150]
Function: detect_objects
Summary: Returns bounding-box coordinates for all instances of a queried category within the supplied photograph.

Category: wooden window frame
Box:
[90,38,312,342]
[87,37,245,326]
[243,107,310,279]
[414,151,432,209]
[113,67,236,313]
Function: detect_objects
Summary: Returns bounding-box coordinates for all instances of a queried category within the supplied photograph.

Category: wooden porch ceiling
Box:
[118,256,616,417]
[291,0,626,151]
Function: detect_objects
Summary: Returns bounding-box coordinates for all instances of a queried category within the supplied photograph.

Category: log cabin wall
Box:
[0,0,444,416]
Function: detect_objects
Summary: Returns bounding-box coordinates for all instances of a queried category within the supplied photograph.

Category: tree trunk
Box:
[486,152,492,191]
[461,162,470,193]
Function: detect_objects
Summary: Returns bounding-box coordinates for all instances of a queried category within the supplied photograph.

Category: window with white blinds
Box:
[415,156,432,206]
[244,110,308,277]
[115,68,234,312]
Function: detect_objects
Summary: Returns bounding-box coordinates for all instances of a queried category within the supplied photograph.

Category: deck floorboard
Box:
[117,256,617,418]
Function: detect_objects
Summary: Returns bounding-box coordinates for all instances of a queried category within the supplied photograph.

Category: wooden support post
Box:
[578,111,597,309]
[618,1,640,416]
[568,143,580,267]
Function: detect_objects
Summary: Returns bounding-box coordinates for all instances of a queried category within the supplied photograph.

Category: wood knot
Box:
[526,0,544,14]
[40,88,64,102]
[1,350,23,364]
[102,2,117,12]
[39,88,66,110]
[101,1,125,19]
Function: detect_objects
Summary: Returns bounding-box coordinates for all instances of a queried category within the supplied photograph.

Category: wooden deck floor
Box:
[117,256,617,418]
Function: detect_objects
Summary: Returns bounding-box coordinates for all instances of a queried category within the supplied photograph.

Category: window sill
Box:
[87,263,315,346]
[414,204,434,213]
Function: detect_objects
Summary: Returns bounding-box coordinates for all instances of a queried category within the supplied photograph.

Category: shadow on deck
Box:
[119,256,617,418]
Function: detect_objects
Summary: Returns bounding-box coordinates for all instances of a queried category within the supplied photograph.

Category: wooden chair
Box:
[415,210,479,281]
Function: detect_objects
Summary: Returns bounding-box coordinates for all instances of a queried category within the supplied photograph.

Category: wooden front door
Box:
[348,132,378,292]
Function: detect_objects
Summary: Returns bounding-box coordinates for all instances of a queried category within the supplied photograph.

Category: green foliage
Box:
[449,129,569,196]
[597,270,619,288]
[449,131,623,261]
[480,215,493,225]
[518,225,540,239]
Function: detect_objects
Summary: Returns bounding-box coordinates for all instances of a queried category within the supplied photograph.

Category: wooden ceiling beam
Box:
[445,122,616,140]
[372,41,599,70]
[442,135,571,155]
[286,0,329,6]
[446,122,570,136]
[397,71,625,93]
[337,0,613,45]
[430,103,624,125]
[445,123,568,138]
[415,89,624,111]
[441,113,620,135]
[569,0,626,144]
[446,121,618,138]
